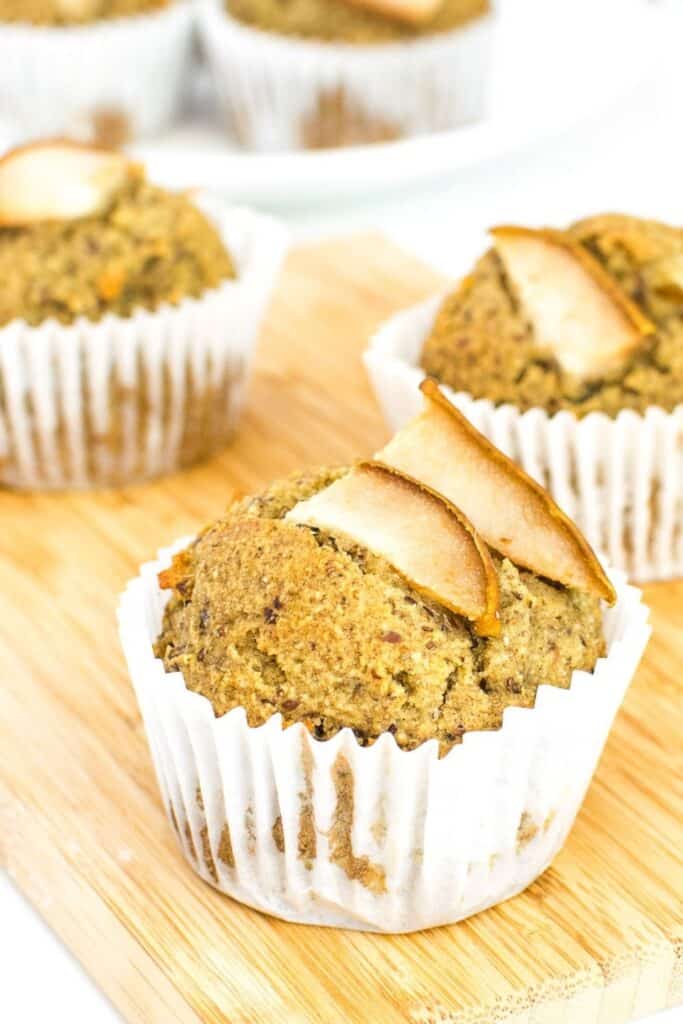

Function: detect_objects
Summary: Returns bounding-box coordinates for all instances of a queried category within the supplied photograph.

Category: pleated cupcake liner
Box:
[118,537,649,933]
[364,294,683,583]
[197,0,495,151]
[0,2,194,145]
[0,200,287,489]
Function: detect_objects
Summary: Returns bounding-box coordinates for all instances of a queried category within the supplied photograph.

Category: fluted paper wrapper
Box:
[0,201,287,489]
[365,294,683,583]
[198,0,494,151]
[118,539,649,933]
[0,3,193,144]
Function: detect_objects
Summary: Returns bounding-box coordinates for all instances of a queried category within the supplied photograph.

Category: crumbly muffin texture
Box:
[226,0,488,43]
[0,167,235,327]
[0,0,168,25]
[421,214,683,417]
[155,468,604,755]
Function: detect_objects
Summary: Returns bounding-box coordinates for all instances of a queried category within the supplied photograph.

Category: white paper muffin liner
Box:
[118,537,649,933]
[198,0,495,151]
[0,3,194,145]
[364,294,683,583]
[0,199,287,490]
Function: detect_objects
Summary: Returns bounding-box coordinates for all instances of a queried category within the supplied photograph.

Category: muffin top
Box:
[156,382,612,756]
[225,0,488,44]
[0,0,168,25]
[0,142,235,327]
[421,214,683,417]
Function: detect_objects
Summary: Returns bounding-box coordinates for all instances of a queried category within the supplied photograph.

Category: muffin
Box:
[365,214,683,581]
[0,0,193,145]
[198,0,494,150]
[119,380,649,932]
[0,140,286,489]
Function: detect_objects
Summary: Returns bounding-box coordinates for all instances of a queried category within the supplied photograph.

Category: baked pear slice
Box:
[378,379,616,604]
[286,460,500,636]
[343,0,442,26]
[491,225,654,379]
[0,140,130,227]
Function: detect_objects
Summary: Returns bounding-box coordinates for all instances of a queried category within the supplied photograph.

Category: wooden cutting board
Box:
[1,236,681,1024]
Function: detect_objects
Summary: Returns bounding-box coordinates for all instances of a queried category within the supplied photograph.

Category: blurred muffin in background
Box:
[0,0,169,25]
[0,140,286,489]
[0,0,193,146]
[198,0,495,150]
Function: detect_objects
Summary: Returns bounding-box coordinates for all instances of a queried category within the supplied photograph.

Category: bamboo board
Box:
[1,235,681,1024]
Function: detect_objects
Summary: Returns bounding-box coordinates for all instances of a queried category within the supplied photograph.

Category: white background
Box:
[3,5,683,1021]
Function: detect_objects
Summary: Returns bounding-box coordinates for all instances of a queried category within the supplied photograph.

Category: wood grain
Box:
[1,235,681,1024]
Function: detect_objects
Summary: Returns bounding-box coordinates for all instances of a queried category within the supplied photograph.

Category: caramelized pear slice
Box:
[286,461,500,636]
[491,225,654,379]
[343,0,442,26]
[0,141,130,227]
[378,379,616,604]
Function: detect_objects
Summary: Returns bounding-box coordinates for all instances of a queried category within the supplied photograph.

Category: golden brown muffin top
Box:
[225,0,488,44]
[0,0,169,25]
[0,165,235,327]
[421,214,683,418]
[155,467,604,756]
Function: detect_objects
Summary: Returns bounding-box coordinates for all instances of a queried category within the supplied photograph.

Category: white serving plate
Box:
[128,0,663,205]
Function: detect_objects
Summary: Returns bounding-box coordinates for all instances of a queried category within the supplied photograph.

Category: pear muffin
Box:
[0,141,285,489]
[0,0,192,145]
[120,380,648,932]
[198,0,494,150]
[421,215,683,418]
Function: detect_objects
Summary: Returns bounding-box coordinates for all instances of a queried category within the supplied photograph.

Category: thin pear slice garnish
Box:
[343,0,442,25]
[378,379,616,604]
[0,140,131,227]
[491,225,655,380]
[286,461,500,636]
